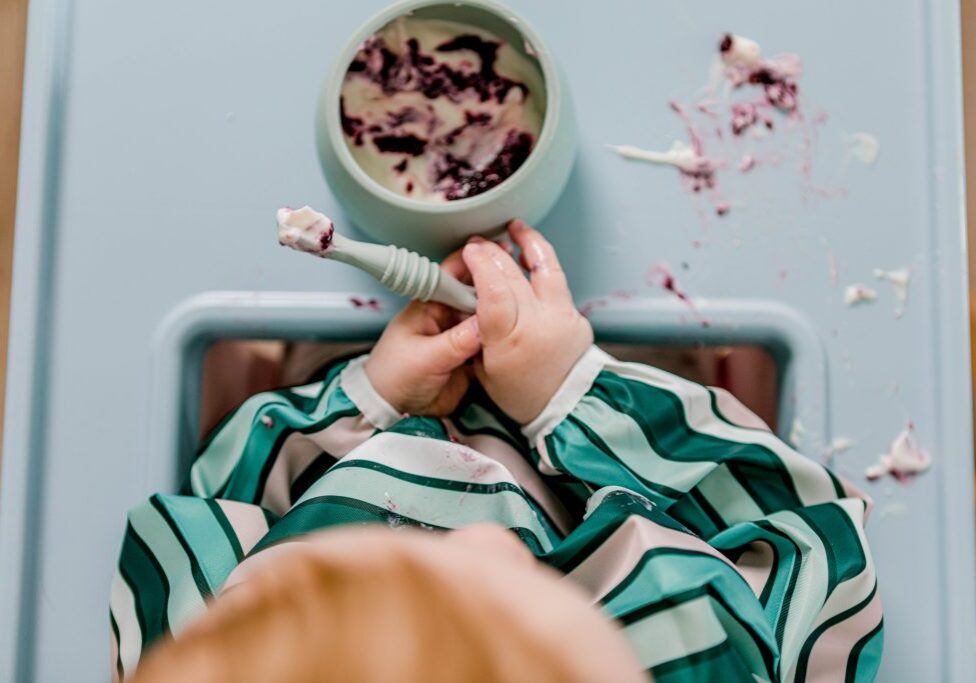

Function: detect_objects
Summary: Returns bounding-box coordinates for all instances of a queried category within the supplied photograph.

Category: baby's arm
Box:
[523,346,879,681]
[460,220,594,424]
[465,221,880,682]
[462,221,862,527]
[525,348,854,528]
[190,249,482,513]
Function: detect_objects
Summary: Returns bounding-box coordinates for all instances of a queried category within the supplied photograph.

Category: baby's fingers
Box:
[508,220,572,305]
[440,246,473,285]
[441,236,513,286]
[425,314,482,373]
[463,241,524,341]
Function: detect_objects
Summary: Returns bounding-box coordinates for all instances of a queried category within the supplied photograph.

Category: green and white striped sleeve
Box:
[110,355,400,679]
[525,346,882,682]
[187,354,401,514]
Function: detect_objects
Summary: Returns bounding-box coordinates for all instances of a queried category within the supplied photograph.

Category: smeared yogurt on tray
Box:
[339,16,545,202]
[843,283,878,307]
[864,423,931,483]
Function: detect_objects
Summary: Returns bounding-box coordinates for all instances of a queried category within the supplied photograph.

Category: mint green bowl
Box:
[315,0,577,256]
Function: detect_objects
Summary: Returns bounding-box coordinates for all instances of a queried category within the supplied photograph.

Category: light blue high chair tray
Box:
[1,0,972,680]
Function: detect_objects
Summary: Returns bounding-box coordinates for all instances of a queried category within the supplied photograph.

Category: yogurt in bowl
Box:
[340,16,545,202]
[316,0,576,255]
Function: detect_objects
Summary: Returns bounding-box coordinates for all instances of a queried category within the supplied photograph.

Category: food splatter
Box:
[824,243,840,286]
[471,463,494,480]
[873,267,911,318]
[577,290,639,318]
[350,296,383,311]
[824,436,854,457]
[864,423,931,483]
[609,141,721,194]
[719,33,802,122]
[843,284,878,307]
[647,262,709,327]
[844,132,881,166]
[822,436,854,465]
[737,154,757,173]
[577,298,609,318]
[789,417,806,449]
[609,32,868,216]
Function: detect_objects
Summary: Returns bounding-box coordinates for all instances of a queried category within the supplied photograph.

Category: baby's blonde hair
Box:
[130,526,645,683]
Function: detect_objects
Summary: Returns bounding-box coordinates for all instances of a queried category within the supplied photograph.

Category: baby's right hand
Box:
[462,220,593,424]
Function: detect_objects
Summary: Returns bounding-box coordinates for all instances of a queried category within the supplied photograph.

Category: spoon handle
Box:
[379,246,477,313]
[329,235,477,313]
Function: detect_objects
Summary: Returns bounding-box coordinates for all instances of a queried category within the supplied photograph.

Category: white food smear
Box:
[738,154,757,173]
[824,436,855,458]
[789,417,806,448]
[719,34,762,68]
[873,267,911,317]
[843,284,878,307]
[845,132,880,166]
[608,141,711,174]
[823,241,839,286]
[277,206,334,255]
[864,423,931,482]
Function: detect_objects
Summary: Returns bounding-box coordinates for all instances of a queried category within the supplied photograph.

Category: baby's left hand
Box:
[365,252,481,417]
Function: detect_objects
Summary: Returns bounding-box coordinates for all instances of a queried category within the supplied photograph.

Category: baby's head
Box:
[129,525,645,683]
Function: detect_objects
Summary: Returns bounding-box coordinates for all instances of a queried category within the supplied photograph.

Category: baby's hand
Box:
[462,220,593,424]
[365,252,481,417]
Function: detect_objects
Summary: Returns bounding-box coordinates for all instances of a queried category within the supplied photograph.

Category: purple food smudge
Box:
[373,134,427,156]
[729,102,775,136]
[350,296,382,311]
[439,130,533,200]
[340,97,365,145]
[647,262,710,327]
[318,225,334,251]
[616,34,824,217]
[720,33,801,117]
[669,100,706,156]
[578,298,609,318]
[681,159,720,193]
[471,462,493,480]
[610,288,638,300]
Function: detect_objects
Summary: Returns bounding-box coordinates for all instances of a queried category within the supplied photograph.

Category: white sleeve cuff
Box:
[339,355,402,430]
[521,345,611,443]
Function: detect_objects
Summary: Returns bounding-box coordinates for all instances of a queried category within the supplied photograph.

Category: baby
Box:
[127,525,646,683]
[111,222,882,682]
